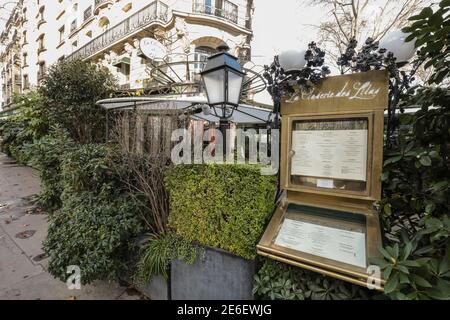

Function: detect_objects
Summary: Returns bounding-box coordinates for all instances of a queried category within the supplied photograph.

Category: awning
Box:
[96,96,275,125]
[112,57,131,67]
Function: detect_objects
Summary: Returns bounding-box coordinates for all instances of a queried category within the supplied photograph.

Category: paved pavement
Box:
[0,152,145,300]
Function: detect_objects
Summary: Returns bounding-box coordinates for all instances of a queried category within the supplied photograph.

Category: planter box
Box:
[171,246,255,300]
[137,275,170,300]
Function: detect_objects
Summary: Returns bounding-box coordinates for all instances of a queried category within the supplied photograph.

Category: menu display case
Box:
[257,70,389,290]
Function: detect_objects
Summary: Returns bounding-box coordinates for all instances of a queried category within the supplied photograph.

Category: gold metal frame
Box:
[283,112,375,199]
[257,70,389,291]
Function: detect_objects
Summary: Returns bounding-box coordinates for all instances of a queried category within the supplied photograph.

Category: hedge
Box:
[165,164,277,260]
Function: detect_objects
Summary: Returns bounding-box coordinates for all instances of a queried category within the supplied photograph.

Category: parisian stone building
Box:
[0,0,254,110]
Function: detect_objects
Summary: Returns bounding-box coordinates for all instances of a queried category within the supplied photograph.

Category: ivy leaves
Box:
[253,259,370,300]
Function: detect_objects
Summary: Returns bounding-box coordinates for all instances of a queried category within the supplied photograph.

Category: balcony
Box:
[38,46,46,54]
[192,0,238,24]
[67,1,169,61]
[37,18,46,28]
[94,0,114,15]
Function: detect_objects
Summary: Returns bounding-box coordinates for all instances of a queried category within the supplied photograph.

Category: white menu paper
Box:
[274,218,367,268]
[291,129,368,181]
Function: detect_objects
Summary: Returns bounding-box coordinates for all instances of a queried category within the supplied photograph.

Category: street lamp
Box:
[200,44,245,152]
[278,49,307,72]
[379,29,416,65]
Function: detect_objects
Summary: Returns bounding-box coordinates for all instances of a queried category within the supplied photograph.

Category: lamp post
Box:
[379,29,416,66]
[200,44,245,155]
[273,49,308,128]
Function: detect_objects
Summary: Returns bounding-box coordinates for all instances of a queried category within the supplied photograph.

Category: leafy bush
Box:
[0,91,47,163]
[0,118,30,160]
[371,2,450,300]
[44,144,145,284]
[134,232,200,283]
[253,259,374,300]
[44,191,143,284]
[165,164,276,260]
[59,143,124,196]
[26,129,75,211]
[39,59,116,144]
[404,0,450,84]
[375,86,450,300]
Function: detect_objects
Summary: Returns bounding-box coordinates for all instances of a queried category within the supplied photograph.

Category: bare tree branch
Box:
[308,0,428,67]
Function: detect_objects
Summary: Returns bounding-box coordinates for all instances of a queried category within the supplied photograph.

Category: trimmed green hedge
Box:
[165,164,276,260]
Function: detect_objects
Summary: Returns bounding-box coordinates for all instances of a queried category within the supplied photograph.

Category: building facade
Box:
[0,0,254,110]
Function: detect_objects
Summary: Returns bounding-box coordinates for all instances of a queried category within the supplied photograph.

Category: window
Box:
[70,19,77,32]
[38,6,45,21]
[22,53,27,66]
[73,3,78,12]
[38,62,46,81]
[23,74,29,89]
[59,26,65,43]
[193,0,238,24]
[194,46,217,71]
[205,0,212,14]
[84,6,92,21]
[37,34,45,52]
[22,31,27,44]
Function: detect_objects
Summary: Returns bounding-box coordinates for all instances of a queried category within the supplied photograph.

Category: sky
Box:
[250,0,327,104]
[251,0,326,66]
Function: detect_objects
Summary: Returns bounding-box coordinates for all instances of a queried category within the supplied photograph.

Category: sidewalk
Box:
[0,152,144,300]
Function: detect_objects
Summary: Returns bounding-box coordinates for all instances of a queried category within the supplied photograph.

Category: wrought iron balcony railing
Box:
[67,1,169,61]
[192,0,238,24]
[95,0,112,9]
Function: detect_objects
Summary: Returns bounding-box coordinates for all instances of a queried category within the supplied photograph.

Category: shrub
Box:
[0,91,47,163]
[59,143,125,196]
[253,259,374,300]
[0,118,30,160]
[44,191,143,284]
[44,143,145,284]
[371,2,450,300]
[374,86,450,300]
[26,129,75,211]
[39,59,116,144]
[165,164,276,260]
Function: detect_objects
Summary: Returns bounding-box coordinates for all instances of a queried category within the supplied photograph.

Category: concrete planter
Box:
[171,246,255,300]
[137,275,170,300]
